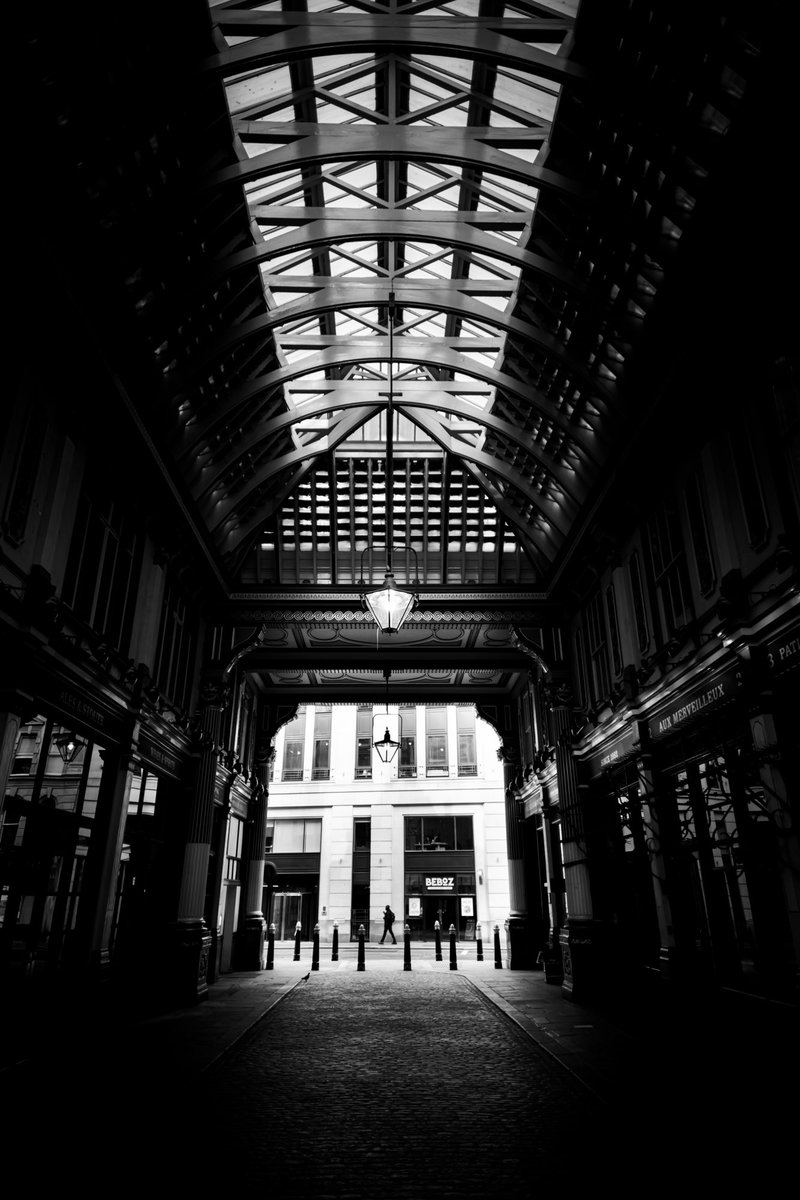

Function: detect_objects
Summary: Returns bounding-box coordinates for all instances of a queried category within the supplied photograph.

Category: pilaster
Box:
[168,676,228,1005]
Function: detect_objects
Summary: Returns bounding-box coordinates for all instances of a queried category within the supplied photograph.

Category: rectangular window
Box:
[355,706,372,779]
[225,816,243,882]
[605,585,622,678]
[629,551,650,652]
[684,471,715,594]
[2,406,46,546]
[730,416,769,548]
[456,708,477,777]
[272,819,321,853]
[426,706,448,776]
[353,819,371,851]
[281,708,306,781]
[455,816,474,850]
[404,815,473,851]
[154,578,197,713]
[312,706,331,780]
[574,629,590,709]
[646,499,694,639]
[62,479,140,654]
[586,590,611,704]
[12,731,37,775]
[405,816,422,850]
[399,706,416,778]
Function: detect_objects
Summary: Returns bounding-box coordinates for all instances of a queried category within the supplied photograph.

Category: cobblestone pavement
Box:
[151,968,615,1196]
[4,942,797,1193]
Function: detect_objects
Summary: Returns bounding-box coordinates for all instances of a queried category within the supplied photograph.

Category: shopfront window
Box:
[404,815,474,851]
[0,716,103,974]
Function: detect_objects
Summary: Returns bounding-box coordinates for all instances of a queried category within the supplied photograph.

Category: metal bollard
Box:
[493,923,503,969]
[293,921,302,962]
[312,922,320,971]
[403,924,412,971]
[476,922,484,962]
[449,923,458,971]
[434,920,442,962]
[332,921,339,961]
[357,923,366,971]
[266,922,275,970]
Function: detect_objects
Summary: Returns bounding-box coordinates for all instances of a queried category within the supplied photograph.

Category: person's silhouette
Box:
[379,905,397,944]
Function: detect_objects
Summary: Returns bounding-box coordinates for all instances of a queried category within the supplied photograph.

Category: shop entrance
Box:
[406,895,476,940]
[271,891,320,940]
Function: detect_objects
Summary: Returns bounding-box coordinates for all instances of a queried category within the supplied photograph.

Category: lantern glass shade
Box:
[53,732,86,764]
[362,571,416,634]
[373,712,401,763]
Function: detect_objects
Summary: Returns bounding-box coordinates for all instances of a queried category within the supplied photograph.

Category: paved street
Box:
[4,942,797,1194]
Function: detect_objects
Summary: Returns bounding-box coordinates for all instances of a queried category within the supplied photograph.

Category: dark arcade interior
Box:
[2,1,798,1187]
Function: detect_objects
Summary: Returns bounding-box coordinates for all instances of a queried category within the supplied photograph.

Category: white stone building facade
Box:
[265,703,511,944]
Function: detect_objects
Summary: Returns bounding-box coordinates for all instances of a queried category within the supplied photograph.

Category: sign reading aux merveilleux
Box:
[647,665,744,740]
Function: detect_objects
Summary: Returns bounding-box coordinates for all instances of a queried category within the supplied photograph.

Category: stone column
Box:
[233,780,268,970]
[72,742,136,980]
[499,742,534,968]
[170,678,228,1004]
[546,684,599,1000]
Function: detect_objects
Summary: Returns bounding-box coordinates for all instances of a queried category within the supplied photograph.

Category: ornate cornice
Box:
[230,591,548,604]
[227,607,547,624]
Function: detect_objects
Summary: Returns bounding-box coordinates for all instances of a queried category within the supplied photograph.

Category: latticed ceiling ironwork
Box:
[179,0,606,587]
[174,0,762,593]
[12,0,781,703]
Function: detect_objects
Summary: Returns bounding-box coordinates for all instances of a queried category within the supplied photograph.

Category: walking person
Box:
[379,904,397,944]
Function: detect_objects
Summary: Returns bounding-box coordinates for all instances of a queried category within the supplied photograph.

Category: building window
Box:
[225,816,243,882]
[312,706,331,780]
[456,708,477,777]
[730,415,769,548]
[353,819,371,850]
[605,585,622,678]
[404,815,474,851]
[355,706,372,779]
[281,708,306,781]
[399,706,416,778]
[154,578,197,713]
[11,731,37,775]
[628,551,650,652]
[684,471,716,595]
[574,629,590,709]
[586,590,611,704]
[2,406,45,546]
[62,478,141,653]
[646,498,694,639]
[426,706,448,776]
[270,819,322,853]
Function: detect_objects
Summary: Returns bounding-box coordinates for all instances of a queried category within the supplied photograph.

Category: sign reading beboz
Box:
[425,876,455,891]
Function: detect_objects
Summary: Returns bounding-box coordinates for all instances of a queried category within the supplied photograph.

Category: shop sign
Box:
[138,734,181,777]
[587,728,639,777]
[425,875,455,891]
[764,623,800,678]
[52,684,125,742]
[648,665,744,739]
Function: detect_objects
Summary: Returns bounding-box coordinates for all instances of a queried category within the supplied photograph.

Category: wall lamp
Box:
[53,732,86,764]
